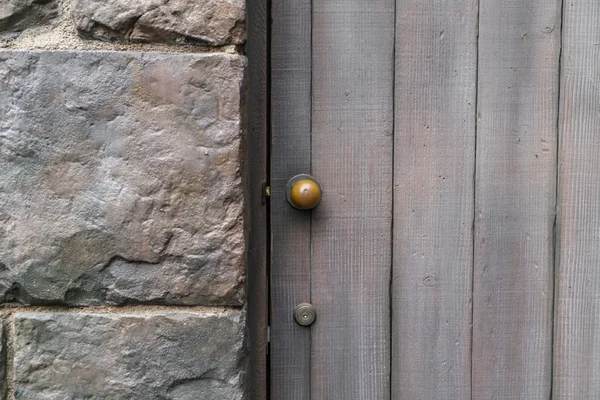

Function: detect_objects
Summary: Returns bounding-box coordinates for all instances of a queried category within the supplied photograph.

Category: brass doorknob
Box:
[286,174,322,210]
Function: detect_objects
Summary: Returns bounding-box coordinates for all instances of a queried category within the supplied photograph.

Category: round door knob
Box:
[286,174,322,210]
[294,303,317,326]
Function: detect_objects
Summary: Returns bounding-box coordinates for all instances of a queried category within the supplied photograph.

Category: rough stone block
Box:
[0,50,246,306]
[13,311,245,399]
[72,0,245,46]
[0,0,59,38]
[0,317,5,398]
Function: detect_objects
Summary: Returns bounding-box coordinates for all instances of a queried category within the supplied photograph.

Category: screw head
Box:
[293,303,317,326]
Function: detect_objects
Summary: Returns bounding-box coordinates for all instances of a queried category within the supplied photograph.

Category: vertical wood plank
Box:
[245,0,268,397]
[270,0,312,398]
[554,1,600,397]
[392,0,477,398]
[473,0,561,398]
[310,1,394,398]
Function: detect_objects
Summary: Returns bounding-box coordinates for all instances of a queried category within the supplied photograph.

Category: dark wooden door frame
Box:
[245,0,269,398]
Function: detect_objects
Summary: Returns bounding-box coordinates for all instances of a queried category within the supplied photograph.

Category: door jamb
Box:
[245,0,270,398]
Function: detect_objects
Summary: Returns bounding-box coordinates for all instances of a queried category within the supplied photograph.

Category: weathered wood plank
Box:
[310,1,394,398]
[554,1,600,397]
[270,0,312,398]
[472,0,561,398]
[392,0,477,398]
[245,0,268,397]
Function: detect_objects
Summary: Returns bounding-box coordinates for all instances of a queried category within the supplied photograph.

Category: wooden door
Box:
[268,0,600,398]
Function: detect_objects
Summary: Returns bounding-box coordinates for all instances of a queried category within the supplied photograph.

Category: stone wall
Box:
[0,0,248,398]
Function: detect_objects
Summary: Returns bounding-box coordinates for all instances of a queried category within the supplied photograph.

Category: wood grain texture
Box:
[269,0,312,398]
[245,0,268,398]
[392,0,477,398]
[554,1,600,398]
[246,0,269,400]
[310,1,394,398]
[473,0,561,398]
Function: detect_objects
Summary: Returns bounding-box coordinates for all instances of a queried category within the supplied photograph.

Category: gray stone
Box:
[13,311,246,399]
[0,0,59,38]
[0,317,5,399]
[0,51,246,306]
[72,0,245,46]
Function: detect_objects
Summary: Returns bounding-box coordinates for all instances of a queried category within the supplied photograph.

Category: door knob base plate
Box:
[294,303,317,326]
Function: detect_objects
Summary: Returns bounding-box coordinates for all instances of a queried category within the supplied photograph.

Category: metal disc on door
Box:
[293,303,317,326]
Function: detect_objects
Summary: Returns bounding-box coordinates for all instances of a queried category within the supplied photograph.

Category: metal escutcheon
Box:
[286,174,322,210]
[293,303,317,327]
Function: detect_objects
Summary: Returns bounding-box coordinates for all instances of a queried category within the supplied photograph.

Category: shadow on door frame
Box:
[245,0,269,398]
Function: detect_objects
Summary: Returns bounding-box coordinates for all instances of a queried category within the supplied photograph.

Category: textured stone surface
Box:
[0,317,5,399]
[0,50,246,306]
[0,0,58,38]
[73,0,245,46]
[13,311,245,399]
